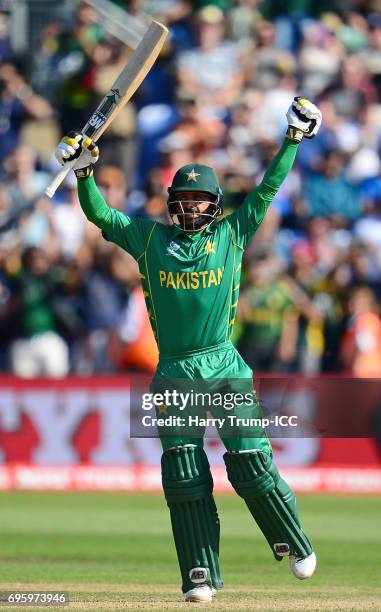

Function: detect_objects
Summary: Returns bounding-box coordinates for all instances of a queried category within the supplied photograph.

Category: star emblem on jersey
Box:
[158,404,168,415]
[186,169,200,182]
[205,241,216,255]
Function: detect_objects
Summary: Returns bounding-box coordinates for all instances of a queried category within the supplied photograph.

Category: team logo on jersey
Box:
[158,403,168,415]
[166,241,180,256]
[205,241,215,255]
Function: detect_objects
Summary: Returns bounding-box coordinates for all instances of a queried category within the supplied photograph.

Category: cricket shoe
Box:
[184,585,216,603]
[290,551,316,579]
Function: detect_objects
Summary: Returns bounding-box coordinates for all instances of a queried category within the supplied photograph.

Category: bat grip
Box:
[45,160,76,198]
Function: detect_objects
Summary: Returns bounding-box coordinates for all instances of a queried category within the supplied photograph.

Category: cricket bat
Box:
[45,20,168,198]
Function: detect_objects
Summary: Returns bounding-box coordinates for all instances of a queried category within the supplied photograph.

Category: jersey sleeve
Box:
[77,175,155,261]
[225,138,299,249]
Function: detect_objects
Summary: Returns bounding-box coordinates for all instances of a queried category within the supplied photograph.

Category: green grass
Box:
[0,492,380,610]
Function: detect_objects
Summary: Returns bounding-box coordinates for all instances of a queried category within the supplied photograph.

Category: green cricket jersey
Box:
[77,138,299,359]
[240,281,295,347]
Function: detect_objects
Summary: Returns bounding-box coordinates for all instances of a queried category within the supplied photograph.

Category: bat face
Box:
[83,21,168,141]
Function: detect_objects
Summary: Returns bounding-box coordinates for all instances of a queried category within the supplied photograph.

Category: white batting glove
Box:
[286,97,322,142]
[55,131,99,178]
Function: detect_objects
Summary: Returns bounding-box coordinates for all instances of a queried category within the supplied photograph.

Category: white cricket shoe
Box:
[290,551,317,579]
[185,585,216,603]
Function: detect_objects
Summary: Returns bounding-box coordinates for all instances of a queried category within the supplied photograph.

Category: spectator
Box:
[0,4,12,64]
[55,3,101,133]
[74,241,129,374]
[341,286,381,377]
[0,63,52,165]
[324,56,377,121]
[177,6,243,113]
[93,41,137,181]
[237,253,299,371]
[51,181,86,259]
[95,165,128,211]
[248,20,296,93]
[304,149,361,220]
[113,285,159,374]
[0,242,15,369]
[8,247,70,378]
[358,12,381,98]
[299,20,343,95]
[3,145,50,207]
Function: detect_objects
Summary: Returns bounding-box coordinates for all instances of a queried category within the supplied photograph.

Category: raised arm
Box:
[55,132,155,260]
[226,97,322,249]
[77,174,118,232]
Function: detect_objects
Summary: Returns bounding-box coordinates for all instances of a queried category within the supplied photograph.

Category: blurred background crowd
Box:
[2,0,381,377]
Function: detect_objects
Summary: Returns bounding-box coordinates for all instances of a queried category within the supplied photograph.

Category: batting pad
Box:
[224,450,313,560]
[161,445,224,593]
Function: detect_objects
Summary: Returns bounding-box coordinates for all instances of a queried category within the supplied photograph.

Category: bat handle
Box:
[45,160,76,198]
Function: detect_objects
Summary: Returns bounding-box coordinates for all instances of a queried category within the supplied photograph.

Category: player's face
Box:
[168,191,218,232]
[173,192,212,209]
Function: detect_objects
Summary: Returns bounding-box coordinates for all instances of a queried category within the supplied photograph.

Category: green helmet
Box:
[168,163,223,197]
[167,164,223,232]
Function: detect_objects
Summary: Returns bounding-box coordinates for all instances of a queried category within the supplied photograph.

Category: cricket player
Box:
[55,97,322,603]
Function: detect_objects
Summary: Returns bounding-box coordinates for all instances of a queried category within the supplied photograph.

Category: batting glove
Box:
[286,97,322,142]
[55,131,99,179]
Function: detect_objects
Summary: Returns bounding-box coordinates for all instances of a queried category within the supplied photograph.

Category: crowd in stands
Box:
[1,0,381,377]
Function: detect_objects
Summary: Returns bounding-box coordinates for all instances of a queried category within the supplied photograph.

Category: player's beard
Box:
[168,201,220,232]
[173,211,208,231]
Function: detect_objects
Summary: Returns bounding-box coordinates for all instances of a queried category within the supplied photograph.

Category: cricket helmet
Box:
[167,163,223,232]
